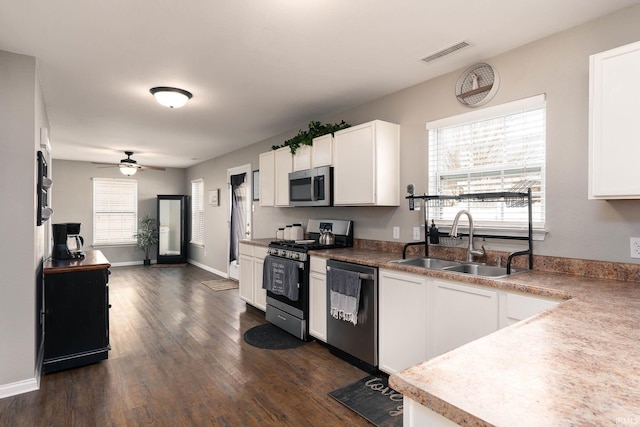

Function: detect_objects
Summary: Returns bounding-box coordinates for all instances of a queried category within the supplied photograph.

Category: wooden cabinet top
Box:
[44,250,111,275]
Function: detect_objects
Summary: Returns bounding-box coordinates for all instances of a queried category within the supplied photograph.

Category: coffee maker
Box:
[52,223,85,260]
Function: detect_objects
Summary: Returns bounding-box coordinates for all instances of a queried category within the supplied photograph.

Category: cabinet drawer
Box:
[254,246,268,260]
[310,256,327,273]
[239,243,253,256]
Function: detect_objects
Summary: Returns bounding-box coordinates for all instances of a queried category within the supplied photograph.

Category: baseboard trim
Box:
[110,260,155,268]
[187,259,228,278]
[110,259,228,278]
[0,377,39,399]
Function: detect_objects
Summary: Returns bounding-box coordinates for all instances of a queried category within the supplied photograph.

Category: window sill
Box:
[190,242,205,248]
[92,243,137,248]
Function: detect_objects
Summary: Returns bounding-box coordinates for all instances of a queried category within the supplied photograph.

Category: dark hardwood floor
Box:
[0,264,372,426]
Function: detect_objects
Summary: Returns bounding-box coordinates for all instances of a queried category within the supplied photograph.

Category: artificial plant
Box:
[133,214,159,265]
[272,120,351,154]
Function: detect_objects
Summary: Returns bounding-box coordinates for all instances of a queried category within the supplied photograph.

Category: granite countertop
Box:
[294,245,640,426]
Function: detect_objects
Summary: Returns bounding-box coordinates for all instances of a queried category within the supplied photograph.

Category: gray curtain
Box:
[229,173,247,263]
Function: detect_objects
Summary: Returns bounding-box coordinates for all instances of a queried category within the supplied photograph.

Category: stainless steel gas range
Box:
[263,219,353,340]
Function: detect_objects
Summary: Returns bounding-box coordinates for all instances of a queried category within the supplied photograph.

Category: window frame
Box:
[92,177,138,246]
[426,94,546,236]
[190,178,205,247]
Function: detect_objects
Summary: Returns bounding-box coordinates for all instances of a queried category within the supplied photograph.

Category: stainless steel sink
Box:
[390,257,461,269]
[442,263,516,278]
[390,257,526,278]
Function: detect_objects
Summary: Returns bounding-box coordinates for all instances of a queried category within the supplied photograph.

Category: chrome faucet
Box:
[450,210,485,262]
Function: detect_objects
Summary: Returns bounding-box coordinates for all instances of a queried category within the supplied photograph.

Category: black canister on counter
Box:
[429,220,440,244]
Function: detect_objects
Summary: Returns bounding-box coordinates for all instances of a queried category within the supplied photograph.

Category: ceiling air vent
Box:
[420,41,470,64]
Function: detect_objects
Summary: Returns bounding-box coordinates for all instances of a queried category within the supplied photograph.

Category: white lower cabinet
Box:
[379,269,428,375]
[404,397,460,427]
[428,279,499,359]
[238,243,267,311]
[309,256,328,342]
[501,291,559,327]
[239,252,254,303]
[379,270,563,379]
[385,273,563,427]
[253,247,267,310]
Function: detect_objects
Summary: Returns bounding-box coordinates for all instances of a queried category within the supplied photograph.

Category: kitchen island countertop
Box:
[305,246,640,426]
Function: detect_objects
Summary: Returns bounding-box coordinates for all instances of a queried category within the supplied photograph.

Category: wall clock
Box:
[455,63,499,107]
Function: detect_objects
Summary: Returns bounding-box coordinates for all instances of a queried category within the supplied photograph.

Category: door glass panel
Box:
[158,199,182,256]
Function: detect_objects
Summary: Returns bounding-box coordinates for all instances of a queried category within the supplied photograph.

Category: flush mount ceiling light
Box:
[149,86,193,108]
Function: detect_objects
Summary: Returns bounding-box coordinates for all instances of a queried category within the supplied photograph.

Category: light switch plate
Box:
[393,226,400,239]
[630,237,640,258]
[413,227,421,240]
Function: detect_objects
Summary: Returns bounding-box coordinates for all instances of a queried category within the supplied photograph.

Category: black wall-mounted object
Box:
[157,195,189,264]
[37,151,52,226]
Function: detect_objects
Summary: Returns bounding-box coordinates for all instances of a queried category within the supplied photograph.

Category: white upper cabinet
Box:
[274,147,292,207]
[333,120,400,206]
[311,134,333,167]
[292,145,311,172]
[292,135,334,171]
[259,151,275,207]
[260,147,292,206]
[589,41,640,199]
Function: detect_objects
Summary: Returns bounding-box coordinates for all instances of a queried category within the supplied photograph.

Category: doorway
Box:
[227,164,252,281]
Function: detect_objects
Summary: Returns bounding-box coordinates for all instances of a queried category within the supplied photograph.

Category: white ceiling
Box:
[1,0,638,168]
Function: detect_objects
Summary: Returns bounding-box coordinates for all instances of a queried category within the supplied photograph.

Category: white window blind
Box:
[191,179,204,246]
[427,95,546,229]
[93,178,138,245]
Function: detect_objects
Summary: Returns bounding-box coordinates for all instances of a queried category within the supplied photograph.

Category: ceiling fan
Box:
[92,151,166,176]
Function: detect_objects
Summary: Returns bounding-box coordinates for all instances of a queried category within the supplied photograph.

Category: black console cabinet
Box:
[43,250,111,374]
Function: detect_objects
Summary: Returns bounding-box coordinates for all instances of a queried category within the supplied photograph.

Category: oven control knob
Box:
[279,249,287,257]
[291,253,300,260]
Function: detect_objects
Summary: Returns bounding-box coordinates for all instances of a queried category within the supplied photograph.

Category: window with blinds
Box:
[191,179,204,246]
[93,178,138,245]
[427,95,546,229]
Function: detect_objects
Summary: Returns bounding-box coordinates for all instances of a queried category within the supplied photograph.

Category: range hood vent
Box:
[420,41,470,63]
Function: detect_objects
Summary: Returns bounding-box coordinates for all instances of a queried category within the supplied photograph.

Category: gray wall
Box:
[187,4,640,274]
[51,161,187,264]
[48,4,640,277]
[0,50,49,390]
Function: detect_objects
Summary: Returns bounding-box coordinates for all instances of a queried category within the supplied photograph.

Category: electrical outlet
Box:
[393,226,400,239]
[630,237,640,258]
[413,227,421,240]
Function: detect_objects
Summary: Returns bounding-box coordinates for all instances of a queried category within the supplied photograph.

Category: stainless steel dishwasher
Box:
[326,259,378,372]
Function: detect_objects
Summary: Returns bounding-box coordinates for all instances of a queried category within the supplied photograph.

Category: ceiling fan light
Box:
[119,164,138,176]
[150,86,193,108]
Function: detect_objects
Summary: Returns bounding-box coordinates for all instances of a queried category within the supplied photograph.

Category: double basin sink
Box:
[390,257,524,278]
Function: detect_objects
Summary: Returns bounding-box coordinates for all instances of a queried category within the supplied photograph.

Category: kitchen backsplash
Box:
[354,238,640,283]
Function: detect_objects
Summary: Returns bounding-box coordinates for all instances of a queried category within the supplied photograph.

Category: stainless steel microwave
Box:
[288,166,333,207]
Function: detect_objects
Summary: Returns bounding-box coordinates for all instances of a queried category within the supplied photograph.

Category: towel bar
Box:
[326,266,375,281]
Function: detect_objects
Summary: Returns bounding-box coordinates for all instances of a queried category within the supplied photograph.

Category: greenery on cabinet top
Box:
[272,120,351,154]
